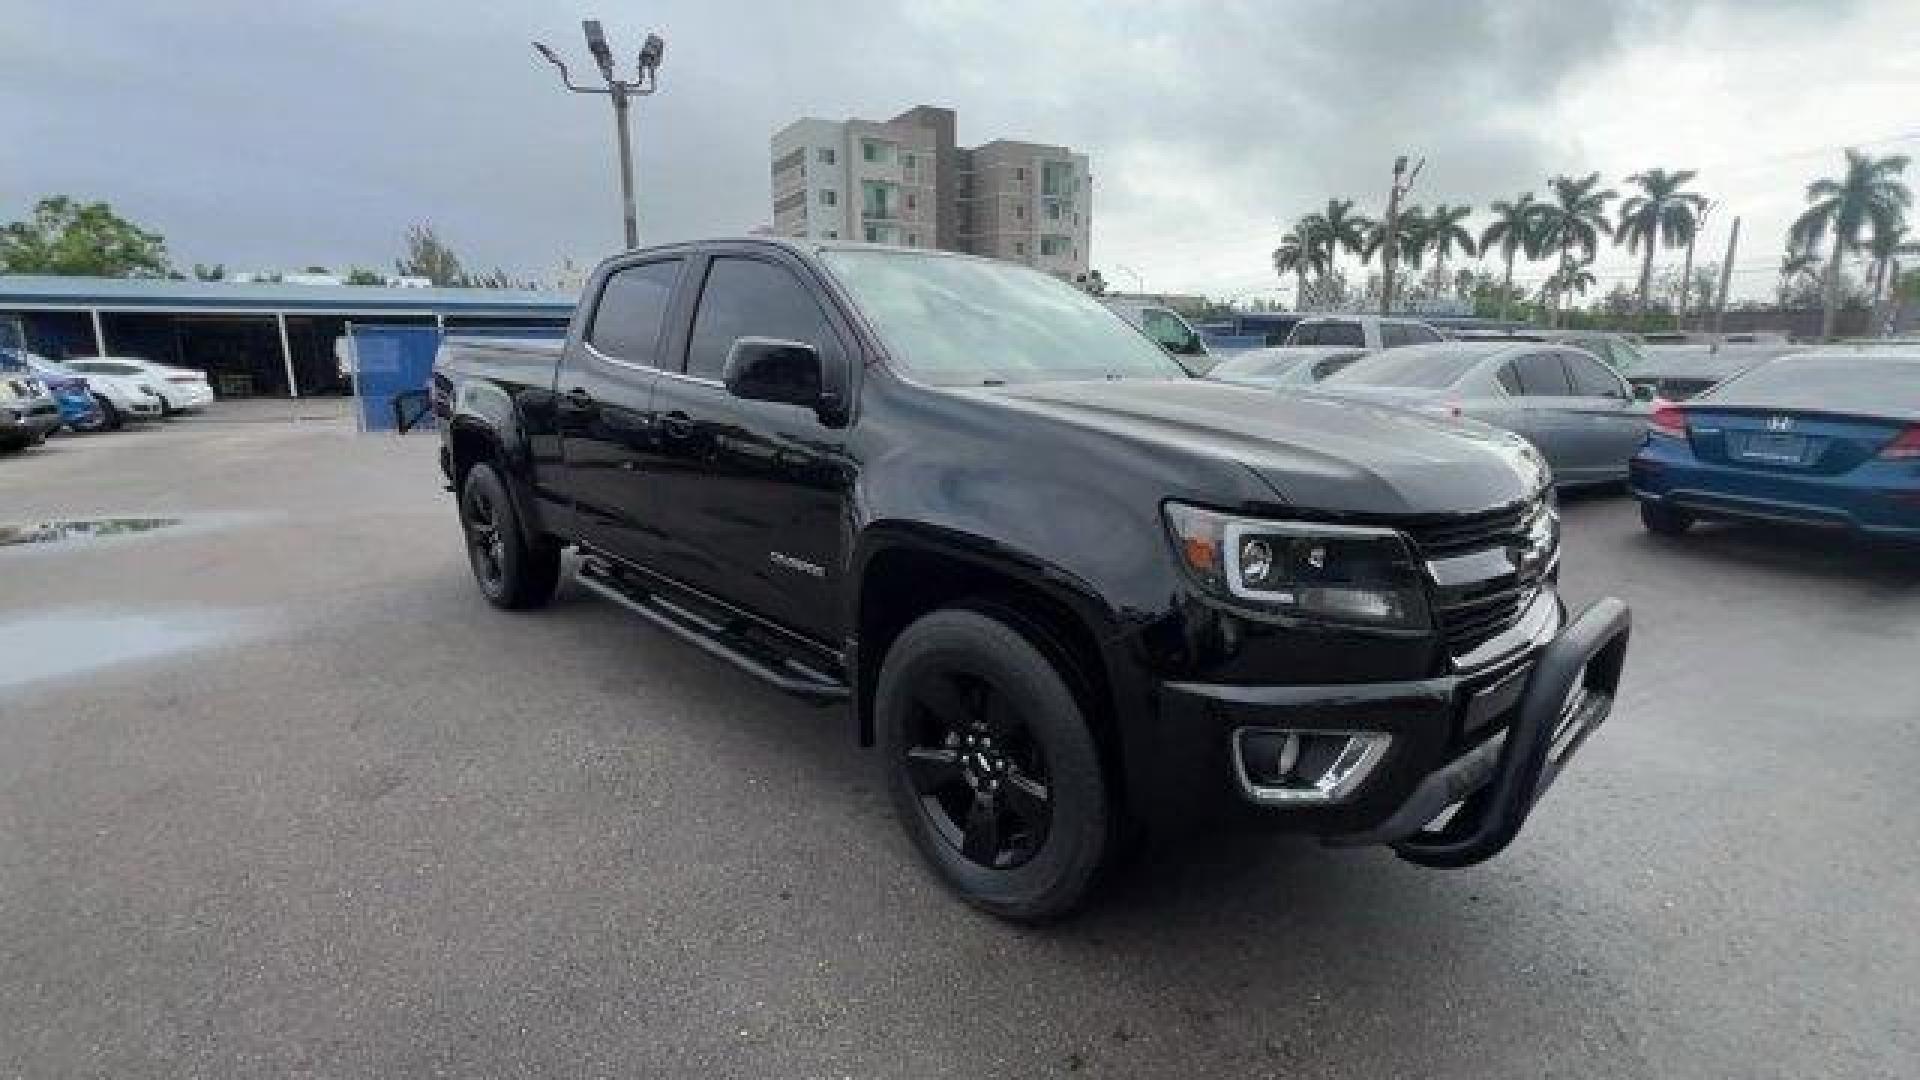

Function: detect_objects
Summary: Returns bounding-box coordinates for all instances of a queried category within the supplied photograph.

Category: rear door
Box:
[643,250,855,642]
[556,256,687,566]
[1559,349,1648,481]
[1499,351,1582,477]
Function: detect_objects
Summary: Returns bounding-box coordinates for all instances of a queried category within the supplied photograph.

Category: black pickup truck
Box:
[432,239,1631,921]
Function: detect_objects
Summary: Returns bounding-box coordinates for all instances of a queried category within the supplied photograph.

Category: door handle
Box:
[661,410,694,438]
[565,386,594,408]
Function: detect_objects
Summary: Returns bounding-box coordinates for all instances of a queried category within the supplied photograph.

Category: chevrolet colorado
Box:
[432,239,1631,921]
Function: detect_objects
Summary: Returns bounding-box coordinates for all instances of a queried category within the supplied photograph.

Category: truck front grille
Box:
[1400,497,1552,661]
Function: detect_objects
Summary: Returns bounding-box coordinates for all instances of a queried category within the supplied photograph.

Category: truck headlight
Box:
[1162,502,1431,631]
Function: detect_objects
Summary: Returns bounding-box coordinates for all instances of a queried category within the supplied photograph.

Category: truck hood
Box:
[969,378,1547,516]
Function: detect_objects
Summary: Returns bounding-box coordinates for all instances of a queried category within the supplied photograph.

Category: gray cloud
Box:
[0,0,1880,296]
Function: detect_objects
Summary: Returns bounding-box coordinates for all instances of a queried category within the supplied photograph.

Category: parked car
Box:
[34,357,162,429]
[1538,330,1654,375]
[1318,341,1650,487]
[1207,346,1366,388]
[5,349,102,432]
[66,356,214,414]
[1098,298,1213,374]
[1207,312,1309,348]
[431,238,1631,920]
[1286,315,1446,350]
[0,371,61,451]
[1631,349,1920,538]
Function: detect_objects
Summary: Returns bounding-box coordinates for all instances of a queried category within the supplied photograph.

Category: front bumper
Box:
[1145,597,1630,867]
[2,407,61,439]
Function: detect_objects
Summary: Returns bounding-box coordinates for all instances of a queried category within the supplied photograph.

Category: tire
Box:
[457,461,562,609]
[877,607,1111,922]
[1640,500,1695,536]
[94,395,124,431]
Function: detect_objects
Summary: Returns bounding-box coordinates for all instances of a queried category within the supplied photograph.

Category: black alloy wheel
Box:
[462,478,509,596]
[903,668,1054,869]
[457,461,561,609]
[878,607,1111,922]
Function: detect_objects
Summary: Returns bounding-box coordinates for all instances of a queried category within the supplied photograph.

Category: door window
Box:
[1510,352,1572,396]
[684,257,837,381]
[1317,322,1365,347]
[1564,351,1627,398]
[589,259,683,366]
[1139,308,1203,355]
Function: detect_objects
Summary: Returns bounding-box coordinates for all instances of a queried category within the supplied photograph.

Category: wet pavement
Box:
[1,415,1916,1078]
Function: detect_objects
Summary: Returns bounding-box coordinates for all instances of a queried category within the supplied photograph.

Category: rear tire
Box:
[458,461,562,609]
[94,395,124,431]
[1640,500,1694,536]
[878,607,1111,922]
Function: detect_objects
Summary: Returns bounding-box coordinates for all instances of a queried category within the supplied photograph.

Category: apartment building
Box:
[770,105,1091,279]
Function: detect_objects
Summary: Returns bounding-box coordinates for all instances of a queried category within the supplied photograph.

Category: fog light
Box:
[1233,728,1392,804]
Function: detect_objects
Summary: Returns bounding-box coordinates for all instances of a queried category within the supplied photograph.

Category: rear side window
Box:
[685,257,838,381]
[1289,324,1319,346]
[1510,352,1571,396]
[1322,322,1365,348]
[1382,323,1419,348]
[590,259,683,365]
[1564,352,1626,398]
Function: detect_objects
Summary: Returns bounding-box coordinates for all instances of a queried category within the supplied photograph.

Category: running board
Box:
[575,560,848,704]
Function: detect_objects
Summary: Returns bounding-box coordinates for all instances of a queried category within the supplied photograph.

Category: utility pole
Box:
[1379,155,1422,315]
[1711,215,1740,338]
[1677,199,1712,331]
[534,20,666,251]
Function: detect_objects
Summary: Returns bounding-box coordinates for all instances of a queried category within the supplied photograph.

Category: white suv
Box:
[68,356,214,414]
[1284,316,1445,350]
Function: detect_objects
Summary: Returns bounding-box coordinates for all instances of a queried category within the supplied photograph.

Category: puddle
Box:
[0,518,182,548]
[0,610,249,689]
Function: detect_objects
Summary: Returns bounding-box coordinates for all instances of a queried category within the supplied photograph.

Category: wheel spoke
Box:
[903,745,962,794]
[914,672,976,733]
[961,793,1001,864]
[1001,768,1050,827]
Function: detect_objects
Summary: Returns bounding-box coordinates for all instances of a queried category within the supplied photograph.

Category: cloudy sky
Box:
[4,0,1914,301]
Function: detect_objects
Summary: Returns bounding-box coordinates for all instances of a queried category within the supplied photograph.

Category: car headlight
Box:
[1162,502,1431,631]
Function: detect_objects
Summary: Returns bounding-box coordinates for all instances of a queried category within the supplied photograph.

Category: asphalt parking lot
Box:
[2,407,1917,1079]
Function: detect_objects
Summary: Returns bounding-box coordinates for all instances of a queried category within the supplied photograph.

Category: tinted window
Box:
[1382,323,1418,348]
[1330,346,1489,388]
[1139,308,1204,355]
[1289,324,1319,346]
[1511,352,1571,396]
[70,361,141,376]
[1565,351,1626,397]
[590,259,682,364]
[1318,322,1365,348]
[685,257,838,381]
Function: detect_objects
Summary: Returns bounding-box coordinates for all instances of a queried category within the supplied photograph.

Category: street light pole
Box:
[1379,154,1422,316]
[534,21,665,251]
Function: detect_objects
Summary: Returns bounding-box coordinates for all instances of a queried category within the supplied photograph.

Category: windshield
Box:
[1209,351,1309,381]
[70,361,138,375]
[820,249,1187,385]
[1328,346,1487,388]
[1709,355,1920,413]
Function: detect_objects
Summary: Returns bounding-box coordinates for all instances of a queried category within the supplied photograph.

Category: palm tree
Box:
[1791,148,1912,340]
[1272,224,1326,308]
[1544,259,1597,324]
[1617,168,1706,318]
[1423,202,1477,279]
[1480,193,1542,320]
[1364,204,1428,275]
[1295,198,1370,291]
[1535,173,1617,326]
[1866,221,1909,332]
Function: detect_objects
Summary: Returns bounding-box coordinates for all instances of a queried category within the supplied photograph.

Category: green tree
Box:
[1535,173,1617,326]
[395,223,466,286]
[0,196,171,277]
[192,262,226,282]
[1544,258,1597,323]
[1423,203,1477,266]
[1363,204,1428,276]
[1272,224,1325,308]
[1865,221,1908,329]
[1480,193,1542,320]
[1790,148,1911,340]
[1617,168,1705,317]
[344,267,387,286]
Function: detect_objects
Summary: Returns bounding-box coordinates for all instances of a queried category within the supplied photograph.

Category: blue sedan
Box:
[1630,350,1920,538]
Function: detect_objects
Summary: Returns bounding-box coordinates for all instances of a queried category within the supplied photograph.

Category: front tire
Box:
[877,607,1111,922]
[1640,500,1695,536]
[94,395,124,431]
[458,461,561,609]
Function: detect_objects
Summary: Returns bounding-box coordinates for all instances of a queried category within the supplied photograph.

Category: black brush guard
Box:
[1336,597,1631,868]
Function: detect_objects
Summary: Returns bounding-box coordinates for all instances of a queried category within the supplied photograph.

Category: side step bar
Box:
[575,559,849,704]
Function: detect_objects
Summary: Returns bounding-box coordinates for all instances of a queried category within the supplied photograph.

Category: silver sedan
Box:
[1313,341,1652,487]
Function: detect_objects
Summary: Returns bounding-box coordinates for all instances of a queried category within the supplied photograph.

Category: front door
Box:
[1557,349,1649,481]
[555,256,686,567]
[643,251,853,643]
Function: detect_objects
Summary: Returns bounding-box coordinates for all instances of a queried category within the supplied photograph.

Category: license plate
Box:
[1736,432,1807,463]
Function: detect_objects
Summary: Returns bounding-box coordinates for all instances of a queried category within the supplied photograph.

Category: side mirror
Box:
[723,337,826,410]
